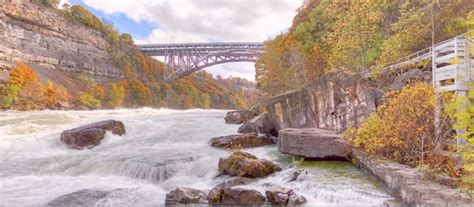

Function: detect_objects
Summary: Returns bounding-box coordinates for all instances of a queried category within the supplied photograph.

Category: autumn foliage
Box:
[0,63,67,110]
[345,83,437,166]
[256,0,474,97]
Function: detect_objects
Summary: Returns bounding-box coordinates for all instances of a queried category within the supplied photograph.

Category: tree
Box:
[8,63,38,87]
[446,82,474,190]
[108,83,125,108]
[68,5,104,31]
[326,0,384,72]
[94,85,105,102]
[129,79,152,106]
[45,80,57,108]
[41,0,60,8]
[0,84,20,109]
[79,92,102,109]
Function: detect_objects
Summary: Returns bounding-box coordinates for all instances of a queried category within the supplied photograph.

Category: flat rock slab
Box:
[60,120,126,149]
[278,128,351,159]
[209,133,275,149]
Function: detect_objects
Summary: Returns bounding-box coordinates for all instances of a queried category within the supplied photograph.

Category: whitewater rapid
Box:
[0,108,392,205]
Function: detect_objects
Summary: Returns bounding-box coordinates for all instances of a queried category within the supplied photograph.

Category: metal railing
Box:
[379,31,473,74]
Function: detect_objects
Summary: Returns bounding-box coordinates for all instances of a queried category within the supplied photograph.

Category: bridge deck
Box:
[137,42,264,56]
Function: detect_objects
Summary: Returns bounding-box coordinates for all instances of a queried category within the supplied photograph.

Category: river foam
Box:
[0,108,392,205]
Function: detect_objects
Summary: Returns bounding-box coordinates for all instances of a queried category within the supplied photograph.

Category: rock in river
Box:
[278,128,351,159]
[60,120,126,149]
[218,151,281,178]
[47,189,109,206]
[221,187,265,205]
[165,187,208,205]
[224,110,255,124]
[208,177,255,204]
[209,133,274,149]
[265,187,307,205]
[237,112,276,136]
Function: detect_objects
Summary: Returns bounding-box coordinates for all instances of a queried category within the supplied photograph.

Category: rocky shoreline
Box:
[45,93,472,205]
[219,91,473,206]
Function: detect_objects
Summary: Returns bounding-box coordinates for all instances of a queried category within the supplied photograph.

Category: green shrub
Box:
[79,92,102,109]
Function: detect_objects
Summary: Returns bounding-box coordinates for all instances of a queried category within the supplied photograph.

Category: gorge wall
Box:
[266,72,382,133]
[0,0,121,84]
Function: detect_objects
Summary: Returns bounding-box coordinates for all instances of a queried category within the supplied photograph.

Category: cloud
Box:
[59,0,69,7]
[82,0,303,80]
[204,62,256,81]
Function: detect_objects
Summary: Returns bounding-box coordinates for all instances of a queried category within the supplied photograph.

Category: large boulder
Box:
[209,133,274,149]
[221,188,265,205]
[208,177,255,204]
[237,112,277,136]
[266,187,307,205]
[47,189,109,206]
[218,151,281,178]
[278,128,351,159]
[60,120,126,149]
[165,187,208,206]
[224,110,255,124]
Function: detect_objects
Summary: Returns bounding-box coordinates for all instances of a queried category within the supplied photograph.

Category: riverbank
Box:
[225,107,473,205]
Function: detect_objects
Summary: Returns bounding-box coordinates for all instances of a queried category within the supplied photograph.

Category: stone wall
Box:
[353,149,473,205]
[0,0,122,82]
[266,72,382,133]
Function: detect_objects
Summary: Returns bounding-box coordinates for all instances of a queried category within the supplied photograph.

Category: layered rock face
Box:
[266,72,381,133]
[0,0,121,82]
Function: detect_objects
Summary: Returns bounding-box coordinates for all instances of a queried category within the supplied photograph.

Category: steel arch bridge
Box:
[137,42,264,81]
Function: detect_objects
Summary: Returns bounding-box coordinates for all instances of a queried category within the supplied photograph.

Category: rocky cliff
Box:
[0,0,121,84]
[265,72,382,133]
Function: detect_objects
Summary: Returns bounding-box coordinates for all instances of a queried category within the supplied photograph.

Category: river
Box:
[0,108,392,205]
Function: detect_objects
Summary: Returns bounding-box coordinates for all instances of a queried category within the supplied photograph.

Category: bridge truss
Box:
[137,42,264,81]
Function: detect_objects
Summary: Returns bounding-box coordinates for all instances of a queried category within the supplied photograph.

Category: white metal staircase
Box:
[432,33,473,95]
[381,31,473,95]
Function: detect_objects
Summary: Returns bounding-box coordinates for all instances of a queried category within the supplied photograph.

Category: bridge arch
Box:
[137,42,264,81]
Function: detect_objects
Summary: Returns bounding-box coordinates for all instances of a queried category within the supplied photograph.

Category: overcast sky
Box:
[63,0,302,81]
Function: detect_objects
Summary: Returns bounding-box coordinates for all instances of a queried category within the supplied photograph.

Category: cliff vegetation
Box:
[256,0,474,97]
[0,0,257,110]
